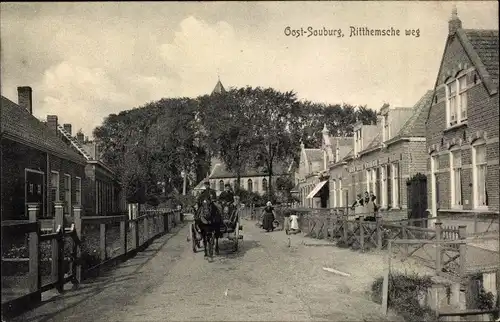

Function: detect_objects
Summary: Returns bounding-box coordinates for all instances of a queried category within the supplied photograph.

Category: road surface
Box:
[12,219,405,322]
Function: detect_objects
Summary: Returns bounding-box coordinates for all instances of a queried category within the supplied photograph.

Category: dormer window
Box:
[446,73,468,127]
[382,114,390,142]
[354,129,363,156]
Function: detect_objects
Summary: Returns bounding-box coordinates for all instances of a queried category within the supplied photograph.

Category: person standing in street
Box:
[261,201,276,232]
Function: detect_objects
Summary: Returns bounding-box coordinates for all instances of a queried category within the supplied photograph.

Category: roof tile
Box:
[1,96,86,164]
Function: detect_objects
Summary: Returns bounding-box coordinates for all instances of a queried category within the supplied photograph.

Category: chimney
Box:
[76,132,85,143]
[63,124,72,136]
[17,86,33,114]
[46,115,58,135]
[448,5,462,35]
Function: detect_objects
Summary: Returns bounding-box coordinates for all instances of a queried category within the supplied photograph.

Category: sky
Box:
[1,1,498,138]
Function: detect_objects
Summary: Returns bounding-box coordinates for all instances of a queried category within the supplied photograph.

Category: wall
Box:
[210,175,279,196]
[345,140,428,211]
[1,138,85,220]
[426,33,499,216]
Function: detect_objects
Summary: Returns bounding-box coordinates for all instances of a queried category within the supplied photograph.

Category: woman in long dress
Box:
[261,201,276,232]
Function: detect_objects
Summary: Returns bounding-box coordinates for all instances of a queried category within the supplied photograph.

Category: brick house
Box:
[296,125,350,208]
[55,125,127,216]
[425,9,499,220]
[1,87,87,220]
[328,91,434,220]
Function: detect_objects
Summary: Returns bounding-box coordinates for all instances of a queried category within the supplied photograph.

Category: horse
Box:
[195,200,222,258]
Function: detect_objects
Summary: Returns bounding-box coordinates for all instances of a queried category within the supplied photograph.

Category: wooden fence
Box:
[1,202,183,319]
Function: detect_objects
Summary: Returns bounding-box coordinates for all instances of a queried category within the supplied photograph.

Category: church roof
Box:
[211,79,226,95]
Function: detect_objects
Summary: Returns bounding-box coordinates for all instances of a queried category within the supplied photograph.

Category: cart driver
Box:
[218,183,234,207]
[197,180,217,208]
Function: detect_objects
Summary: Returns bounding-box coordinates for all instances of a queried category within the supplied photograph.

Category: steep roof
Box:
[304,149,323,162]
[209,162,289,179]
[211,79,226,95]
[1,96,86,165]
[463,29,499,85]
[363,133,382,151]
[388,90,434,142]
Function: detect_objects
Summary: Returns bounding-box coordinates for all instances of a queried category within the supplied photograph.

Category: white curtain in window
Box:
[475,145,487,206]
[452,151,462,206]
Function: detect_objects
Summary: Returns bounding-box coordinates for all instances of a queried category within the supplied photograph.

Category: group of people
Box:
[195,180,240,224]
[196,179,300,233]
[351,191,378,220]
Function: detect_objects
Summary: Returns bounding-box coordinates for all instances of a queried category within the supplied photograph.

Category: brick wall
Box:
[2,138,86,220]
[426,33,499,215]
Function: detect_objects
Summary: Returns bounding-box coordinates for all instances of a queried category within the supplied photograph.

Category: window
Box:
[473,144,488,208]
[247,179,253,192]
[338,179,343,207]
[75,177,82,206]
[219,180,224,191]
[392,163,400,208]
[383,114,390,141]
[371,168,377,197]
[64,174,71,215]
[351,174,356,203]
[380,166,386,208]
[375,168,381,201]
[262,178,268,193]
[450,150,463,208]
[458,76,467,120]
[96,181,99,214]
[446,74,468,126]
[447,80,457,124]
[210,181,216,190]
[366,170,371,193]
[386,165,392,208]
[332,180,337,207]
[430,154,439,214]
[354,130,363,155]
[50,171,60,216]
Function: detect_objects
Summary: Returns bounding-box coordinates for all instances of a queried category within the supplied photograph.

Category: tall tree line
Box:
[93,86,377,203]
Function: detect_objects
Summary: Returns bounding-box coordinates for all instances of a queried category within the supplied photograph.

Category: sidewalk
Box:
[8,223,186,322]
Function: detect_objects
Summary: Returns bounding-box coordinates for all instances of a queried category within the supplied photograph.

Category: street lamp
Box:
[181,170,187,196]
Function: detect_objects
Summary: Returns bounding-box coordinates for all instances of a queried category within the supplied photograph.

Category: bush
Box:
[371,272,436,322]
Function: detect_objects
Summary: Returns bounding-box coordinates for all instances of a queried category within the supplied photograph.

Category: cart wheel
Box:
[191,224,197,253]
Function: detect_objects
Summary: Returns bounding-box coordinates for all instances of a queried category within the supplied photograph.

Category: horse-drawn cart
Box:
[188,202,243,255]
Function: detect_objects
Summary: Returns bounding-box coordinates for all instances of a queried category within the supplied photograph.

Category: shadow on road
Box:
[194,239,261,260]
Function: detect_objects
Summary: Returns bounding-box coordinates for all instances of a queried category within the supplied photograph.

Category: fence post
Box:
[163,211,169,233]
[100,222,106,261]
[27,203,41,297]
[343,214,348,243]
[52,202,64,292]
[381,240,392,315]
[402,221,408,257]
[376,214,383,250]
[458,225,467,277]
[144,214,149,242]
[435,222,442,274]
[359,221,365,252]
[120,217,127,256]
[73,206,82,285]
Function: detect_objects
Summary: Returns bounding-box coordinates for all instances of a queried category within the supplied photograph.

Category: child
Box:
[290,212,299,233]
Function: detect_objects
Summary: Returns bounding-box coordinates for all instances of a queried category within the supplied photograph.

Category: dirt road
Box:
[12,219,410,322]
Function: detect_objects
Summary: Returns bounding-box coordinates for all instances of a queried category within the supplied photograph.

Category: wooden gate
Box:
[406,173,428,228]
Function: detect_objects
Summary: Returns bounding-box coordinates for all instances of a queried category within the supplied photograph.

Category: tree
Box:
[199,90,256,191]
[243,87,301,196]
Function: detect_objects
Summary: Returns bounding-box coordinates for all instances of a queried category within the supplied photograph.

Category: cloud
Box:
[1,2,498,138]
